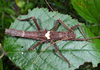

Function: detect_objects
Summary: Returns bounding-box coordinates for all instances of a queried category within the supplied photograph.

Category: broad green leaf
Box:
[6,8,16,15]
[71,0,100,23]
[4,8,100,70]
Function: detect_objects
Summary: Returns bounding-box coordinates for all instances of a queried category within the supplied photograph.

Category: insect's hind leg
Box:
[51,41,71,68]
[17,17,41,31]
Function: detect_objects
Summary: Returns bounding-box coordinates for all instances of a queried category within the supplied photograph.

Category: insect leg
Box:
[29,41,44,51]
[69,38,89,41]
[71,24,100,42]
[31,17,41,31]
[53,19,59,31]
[57,19,73,32]
[52,41,71,68]
[71,24,88,41]
[17,17,32,21]
[69,36,100,41]
[17,17,41,31]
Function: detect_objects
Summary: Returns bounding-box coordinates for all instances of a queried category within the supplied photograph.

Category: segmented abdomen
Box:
[5,29,39,39]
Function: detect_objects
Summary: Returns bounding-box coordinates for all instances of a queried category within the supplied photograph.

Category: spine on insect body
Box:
[5,29,40,40]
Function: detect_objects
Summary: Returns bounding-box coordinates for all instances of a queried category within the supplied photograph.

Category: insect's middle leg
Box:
[53,19,59,31]
[53,19,73,31]
[29,41,44,51]
[58,19,73,31]
[51,41,71,68]
[17,17,41,31]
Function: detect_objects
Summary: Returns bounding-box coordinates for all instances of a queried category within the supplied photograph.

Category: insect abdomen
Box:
[5,29,39,39]
[5,29,25,37]
[24,31,39,39]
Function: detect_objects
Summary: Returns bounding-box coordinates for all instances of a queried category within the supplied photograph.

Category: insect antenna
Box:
[45,0,73,32]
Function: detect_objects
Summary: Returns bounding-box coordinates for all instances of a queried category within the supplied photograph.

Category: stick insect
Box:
[5,0,100,68]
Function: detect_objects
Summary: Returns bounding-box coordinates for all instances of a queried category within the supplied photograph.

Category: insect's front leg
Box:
[69,36,100,41]
[70,24,93,42]
[17,17,41,31]
[71,24,87,39]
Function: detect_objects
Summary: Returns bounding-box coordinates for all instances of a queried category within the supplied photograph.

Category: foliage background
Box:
[0,0,100,70]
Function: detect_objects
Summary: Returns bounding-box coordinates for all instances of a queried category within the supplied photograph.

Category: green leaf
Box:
[6,8,16,15]
[4,8,100,70]
[87,25,100,36]
[15,0,25,8]
[25,3,35,11]
[71,0,100,23]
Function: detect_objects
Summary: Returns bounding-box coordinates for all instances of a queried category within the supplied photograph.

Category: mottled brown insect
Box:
[5,0,100,68]
[5,16,100,68]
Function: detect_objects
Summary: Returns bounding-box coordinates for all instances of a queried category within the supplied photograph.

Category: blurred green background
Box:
[0,0,100,70]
